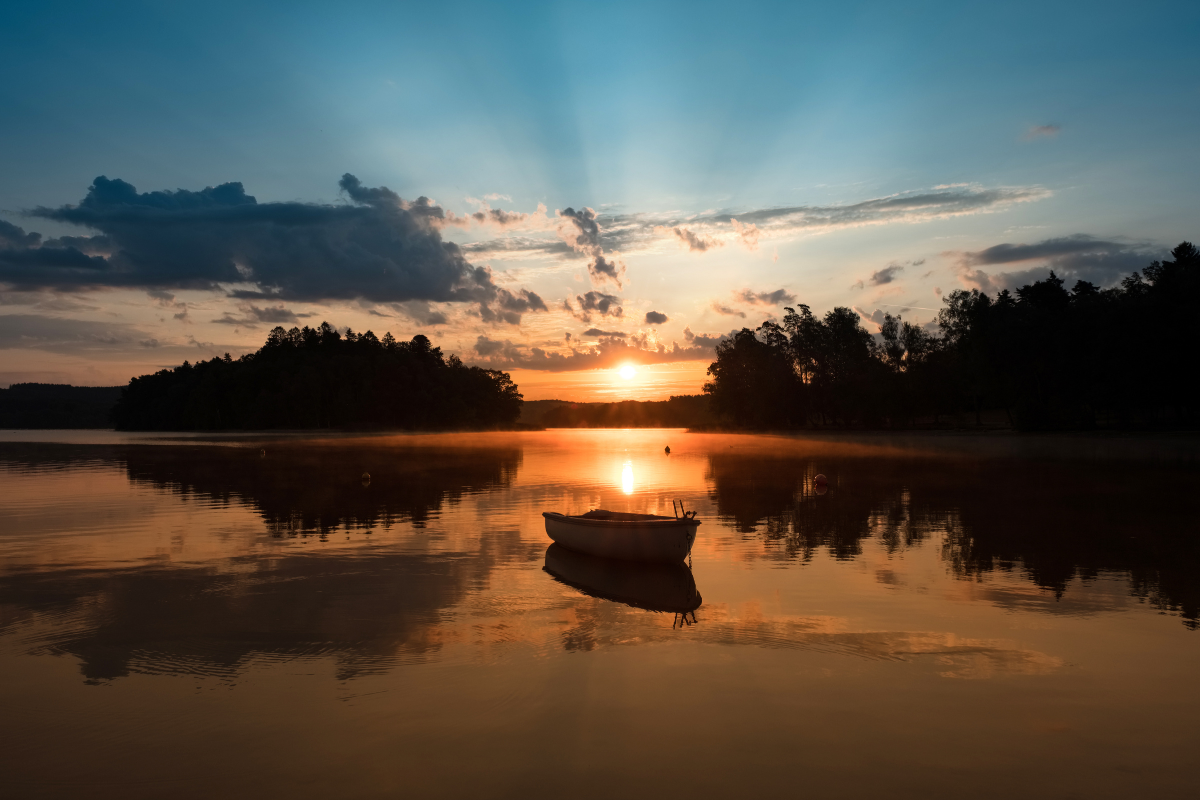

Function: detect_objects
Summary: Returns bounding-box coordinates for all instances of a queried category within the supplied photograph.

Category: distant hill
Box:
[0,383,123,428]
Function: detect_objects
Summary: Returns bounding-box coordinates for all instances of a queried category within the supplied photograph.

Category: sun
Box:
[619,364,637,380]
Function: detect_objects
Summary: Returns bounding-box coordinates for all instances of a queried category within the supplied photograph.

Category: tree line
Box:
[704,241,1199,430]
[112,323,523,430]
[528,396,715,428]
[0,384,123,428]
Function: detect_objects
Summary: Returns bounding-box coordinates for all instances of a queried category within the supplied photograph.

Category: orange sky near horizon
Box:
[508,360,710,402]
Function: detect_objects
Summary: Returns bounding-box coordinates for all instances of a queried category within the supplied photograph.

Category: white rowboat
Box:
[542,509,700,563]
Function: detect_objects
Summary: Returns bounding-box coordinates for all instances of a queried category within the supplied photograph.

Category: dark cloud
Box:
[644,310,668,325]
[870,265,904,285]
[473,335,506,356]
[211,304,309,327]
[736,289,795,306]
[0,220,42,248]
[479,288,547,326]
[683,326,729,348]
[555,206,629,289]
[583,328,626,337]
[853,306,887,331]
[951,235,1164,292]
[565,291,623,323]
[0,175,545,323]
[711,302,746,318]
[467,204,546,229]
[557,207,602,254]
[657,225,722,252]
[587,254,625,288]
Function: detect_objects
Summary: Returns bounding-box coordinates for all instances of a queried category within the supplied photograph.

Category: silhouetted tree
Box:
[112,323,523,431]
[703,241,1198,430]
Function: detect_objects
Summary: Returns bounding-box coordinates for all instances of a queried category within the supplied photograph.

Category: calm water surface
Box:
[1,430,1198,799]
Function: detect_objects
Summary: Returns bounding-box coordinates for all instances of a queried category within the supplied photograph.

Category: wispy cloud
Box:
[466,184,1051,263]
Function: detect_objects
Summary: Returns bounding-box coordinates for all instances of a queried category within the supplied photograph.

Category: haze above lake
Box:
[1,430,1198,799]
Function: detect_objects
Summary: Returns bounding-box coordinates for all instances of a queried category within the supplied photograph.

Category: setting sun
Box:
[618,364,637,380]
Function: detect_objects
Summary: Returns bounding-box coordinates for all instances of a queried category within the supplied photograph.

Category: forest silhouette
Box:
[705,241,1199,429]
[112,323,522,430]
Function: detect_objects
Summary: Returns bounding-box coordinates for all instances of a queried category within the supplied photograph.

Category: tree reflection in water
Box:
[0,441,530,681]
[705,448,1200,628]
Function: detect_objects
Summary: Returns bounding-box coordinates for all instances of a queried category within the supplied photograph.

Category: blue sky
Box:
[2,0,1198,397]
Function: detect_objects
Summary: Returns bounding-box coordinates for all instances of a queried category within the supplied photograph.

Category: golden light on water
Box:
[621,460,634,494]
[618,364,637,380]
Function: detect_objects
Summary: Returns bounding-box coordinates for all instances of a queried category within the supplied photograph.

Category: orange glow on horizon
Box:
[507,361,710,402]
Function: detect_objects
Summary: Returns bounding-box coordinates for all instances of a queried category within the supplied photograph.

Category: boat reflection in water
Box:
[543,543,702,626]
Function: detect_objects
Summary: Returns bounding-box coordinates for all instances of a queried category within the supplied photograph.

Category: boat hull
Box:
[542,512,699,563]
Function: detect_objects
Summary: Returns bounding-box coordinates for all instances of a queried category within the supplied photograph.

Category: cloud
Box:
[564,291,623,323]
[555,206,629,289]
[0,220,42,248]
[458,199,549,230]
[587,254,625,288]
[869,265,904,285]
[385,300,451,327]
[583,328,626,337]
[479,288,547,325]
[469,332,723,372]
[711,302,746,318]
[211,304,310,327]
[736,288,796,306]
[482,193,512,202]
[556,206,602,255]
[683,326,733,349]
[948,234,1164,292]
[730,218,760,250]
[656,225,722,252]
[0,175,544,324]
[1025,125,1061,140]
[853,306,887,331]
[644,310,668,325]
[473,335,507,356]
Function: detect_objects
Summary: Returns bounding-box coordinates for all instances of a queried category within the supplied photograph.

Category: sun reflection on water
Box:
[621,461,634,494]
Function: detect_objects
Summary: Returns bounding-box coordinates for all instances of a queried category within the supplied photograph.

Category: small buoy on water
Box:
[814,473,828,486]
[664,445,671,454]
[815,484,828,496]
[361,472,371,486]
[260,449,266,458]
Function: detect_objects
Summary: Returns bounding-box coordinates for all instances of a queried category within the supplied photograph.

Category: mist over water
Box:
[2,430,1198,799]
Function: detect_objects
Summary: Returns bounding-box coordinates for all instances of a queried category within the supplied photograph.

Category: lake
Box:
[1,429,1198,799]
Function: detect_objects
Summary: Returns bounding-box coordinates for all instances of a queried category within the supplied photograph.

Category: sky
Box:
[1,0,1198,399]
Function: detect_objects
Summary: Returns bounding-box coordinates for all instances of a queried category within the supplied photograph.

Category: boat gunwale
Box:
[542,511,701,528]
